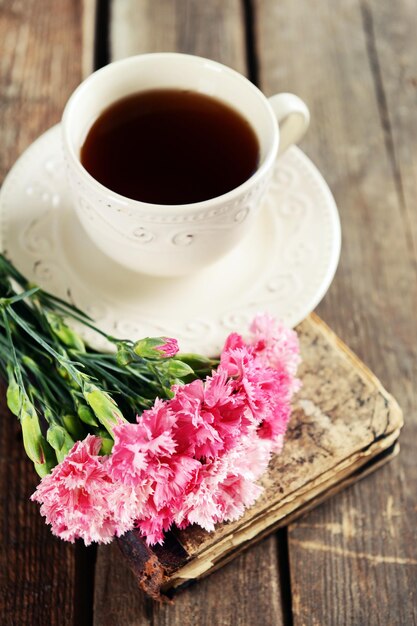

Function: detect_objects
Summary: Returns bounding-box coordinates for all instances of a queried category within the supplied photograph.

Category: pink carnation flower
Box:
[249,313,301,381]
[178,436,270,532]
[220,313,301,452]
[170,371,251,460]
[109,399,177,486]
[125,458,200,545]
[135,503,176,546]
[108,400,202,544]
[105,479,151,535]
[31,435,136,545]
[110,315,300,544]
[219,345,290,451]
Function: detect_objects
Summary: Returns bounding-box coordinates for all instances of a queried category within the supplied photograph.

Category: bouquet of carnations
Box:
[0,255,300,546]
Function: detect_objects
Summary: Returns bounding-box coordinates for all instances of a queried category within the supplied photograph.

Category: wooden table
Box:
[1,1,416,624]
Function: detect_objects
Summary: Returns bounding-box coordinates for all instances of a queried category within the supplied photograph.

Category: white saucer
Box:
[0,125,340,355]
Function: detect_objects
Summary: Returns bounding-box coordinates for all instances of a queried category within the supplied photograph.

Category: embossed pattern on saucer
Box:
[0,125,341,355]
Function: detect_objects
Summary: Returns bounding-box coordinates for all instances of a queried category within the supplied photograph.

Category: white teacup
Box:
[62,53,309,277]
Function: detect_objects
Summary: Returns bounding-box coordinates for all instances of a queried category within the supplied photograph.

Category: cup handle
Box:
[268,93,310,157]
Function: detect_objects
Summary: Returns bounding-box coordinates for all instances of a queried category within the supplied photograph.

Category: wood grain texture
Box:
[0,2,86,624]
[110,0,246,73]
[93,2,286,624]
[94,542,151,626]
[153,537,282,626]
[0,0,82,181]
[255,0,417,623]
[364,0,417,263]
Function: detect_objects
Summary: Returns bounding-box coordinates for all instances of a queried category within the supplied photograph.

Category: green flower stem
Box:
[1,308,25,391]
[6,304,85,388]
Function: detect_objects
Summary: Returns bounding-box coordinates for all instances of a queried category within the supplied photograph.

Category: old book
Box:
[117,313,403,600]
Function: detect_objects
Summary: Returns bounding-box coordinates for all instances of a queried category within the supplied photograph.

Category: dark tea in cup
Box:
[80,89,260,205]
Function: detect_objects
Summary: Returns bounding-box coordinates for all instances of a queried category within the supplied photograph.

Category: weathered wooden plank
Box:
[364,0,417,262]
[109,0,247,73]
[0,1,82,181]
[0,2,91,624]
[94,542,151,626]
[255,0,417,623]
[154,537,282,626]
[93,2,286,624]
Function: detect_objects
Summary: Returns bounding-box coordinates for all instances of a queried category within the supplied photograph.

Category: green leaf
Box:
[6,305,85,387]
[0,286,40,306]
[116,343,134,366]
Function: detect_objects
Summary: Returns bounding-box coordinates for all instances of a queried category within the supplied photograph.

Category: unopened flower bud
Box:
[6,364,22,416]
[77,404,99,427]
[82,382,126,436]
[56,365,70,381]
[133,337,179,360]
[20,397,56,475]
[116,343,133,366]
[160,359,194,379]
[46,312,85,352]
